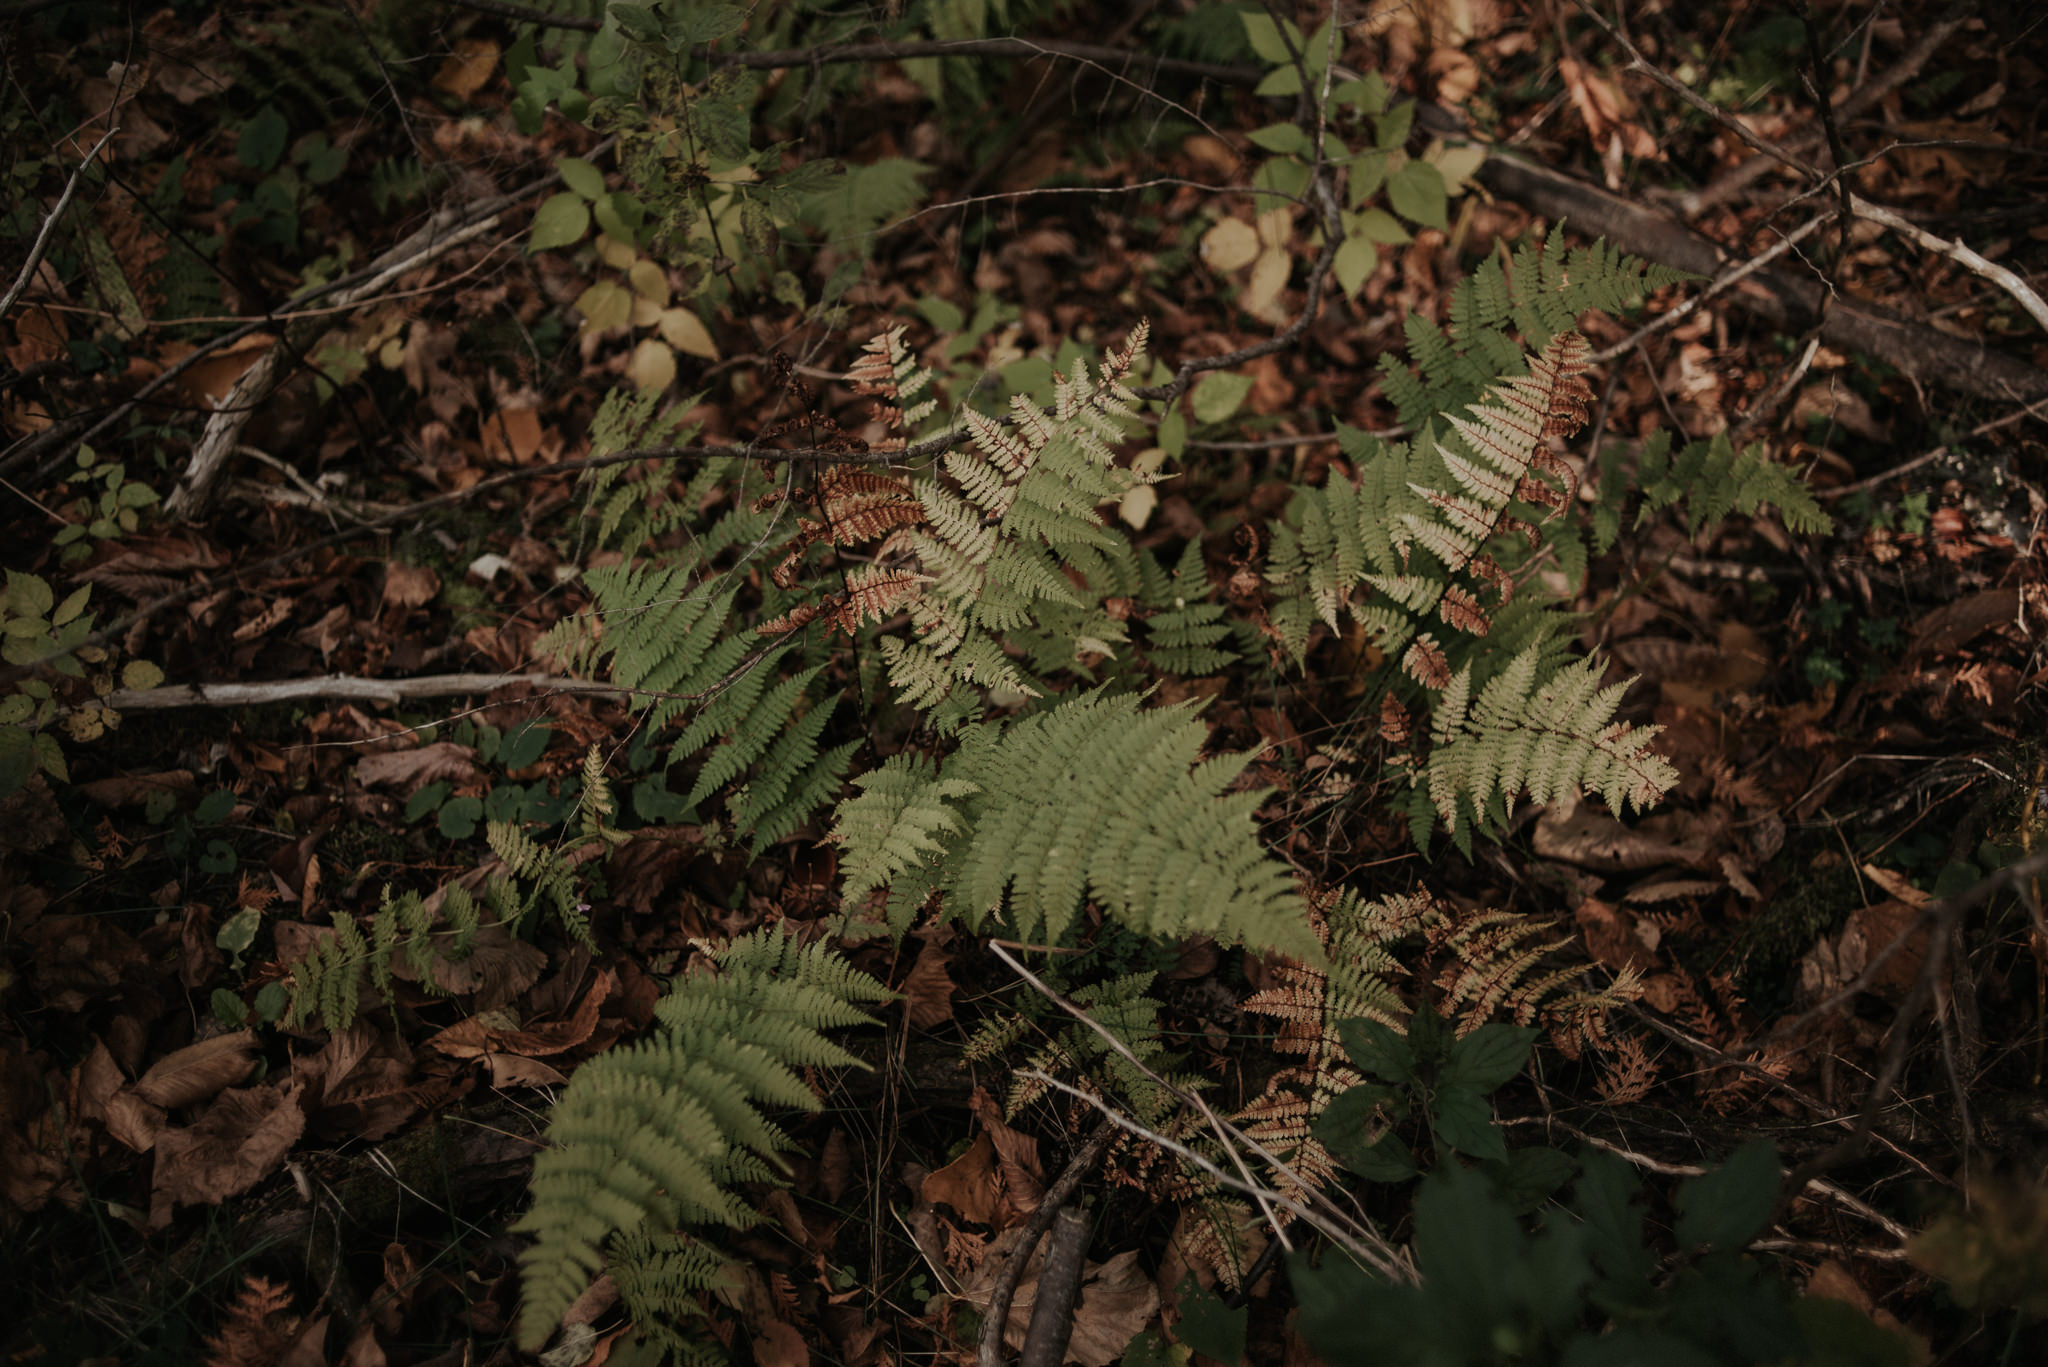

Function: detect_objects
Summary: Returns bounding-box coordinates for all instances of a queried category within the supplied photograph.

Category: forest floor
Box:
[3,2,2047,1365]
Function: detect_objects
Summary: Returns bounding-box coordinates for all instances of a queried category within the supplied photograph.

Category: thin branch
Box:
[1850,193,2048,335]
[976,1121,1113,1367]
[0,125,116,318]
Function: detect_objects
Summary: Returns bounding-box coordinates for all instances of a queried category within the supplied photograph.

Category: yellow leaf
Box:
[627,338,677,392]
[627,259,670,305]
[1424,139,1489,194]
[630,294,663,329]
[1118,483,1158,531]
[122,659,164,691]
[1255,206,1293,248]
[432,38,499,103]
[573,280,633,333]
[593,234,638,271]
[1242,246,1290,320]
[657,307,719,360]
[1201,218,1260,274]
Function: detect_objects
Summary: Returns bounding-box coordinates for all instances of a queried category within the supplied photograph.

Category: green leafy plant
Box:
[1292,1143,1911,1366]
[514,925,893,1349]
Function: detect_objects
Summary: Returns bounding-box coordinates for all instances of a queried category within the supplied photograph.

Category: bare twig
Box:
[0,125,117,318]
[976,1119,1114,1367]
[1015,1208,1090,1367]
[1850,194,2048,335]
[100,673,620,713]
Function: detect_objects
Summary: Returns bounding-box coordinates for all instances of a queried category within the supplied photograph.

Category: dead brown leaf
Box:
[150,1080,308,1226]
[354,741,478,795]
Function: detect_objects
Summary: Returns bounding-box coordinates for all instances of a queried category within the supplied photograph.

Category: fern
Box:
[1412,647,1679,854]
[829,691,1318,958]
[283,881,495,1031]
[514,927,891,1349]
[1380,225,1695,427]
[1604,427,1834,548]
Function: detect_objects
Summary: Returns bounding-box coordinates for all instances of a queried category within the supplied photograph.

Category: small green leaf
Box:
[1247,123,1310,156]
[499,721,551,770]
[195,788,237,824]
[122,659,164,690]
[1492,1146,1576,1214]
[556,156,606,201]
[51,585,91,627]
[211,989,250,1028]
[1375,100,1415,151]
[1387,160,1448,231]
[1157,407,1187,459]
[254,980,291,1024]
[1674,1141,1780,1250]
[5,570,53,618]
[529,192,591,251]
[1239,12,1296,63]
[404,780,452,823]
[1444,1022,1537,1091]
[198,838,238,874]
[1190,371,1253,425]
[439,795,484,840]
[216,905,262,955]
[238,107,289,171]
[1254,66,1304,97]
[1349,206,1411,243]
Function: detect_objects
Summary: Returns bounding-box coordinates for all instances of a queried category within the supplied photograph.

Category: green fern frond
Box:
[515,927,889,1350]
[283,881,493,1031]
[1380,226,1694,427]
[830,692,1317,959]
[1421,648,1679,854]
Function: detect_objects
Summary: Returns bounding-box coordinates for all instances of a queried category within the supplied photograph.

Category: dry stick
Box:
[988,944,1411,1281]
[1016,1208,1090,1367]
[1585,209,1831,365]
[976,1119,1115,1367]
[0,148,607,487]
[0,126,116,317]
[98,673,620,713]
[1678,3,1976,216]
[1849,194,2048,335]
[164,208,508,517]
[992,944,1287,1253]
[1504,1112,1915,1243]
[445,1,1260,81]
[1820,394,2048,500]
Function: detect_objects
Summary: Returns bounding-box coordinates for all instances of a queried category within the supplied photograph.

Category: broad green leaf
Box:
[1444,1022,1537,1091]
[238,107,288,171]
[499,721,552,770]
[1157,407,1187,459]
[1387,160,1448,231]
[5,570,52,618]
[556,156,606,201]
[1255,65,1303,97]
[1173,1276,1246,1365]
[1674,1140,1780,1251]
[1190,371,1253,425]
[1412,1164,1523,1320]
[1336,1016,1414,1081]
[216,905,262,955]
[529,192,591,251]
[196,788,236,824]
[405,781,452,822]
[1431,1083,1506,1161]
[1333,236,1376,297]
[439,795,484,840]
[1350,207,1411,243]
[51,585,91,626]
[1247,122,1310,156]
[1375,100,1415,151]
[1239,12,1297,64]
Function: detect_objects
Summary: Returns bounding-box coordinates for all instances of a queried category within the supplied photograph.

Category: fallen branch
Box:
[104,672,618,713]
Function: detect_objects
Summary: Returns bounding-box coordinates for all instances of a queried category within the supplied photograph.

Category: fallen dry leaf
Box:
[150,1079,307,1226]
